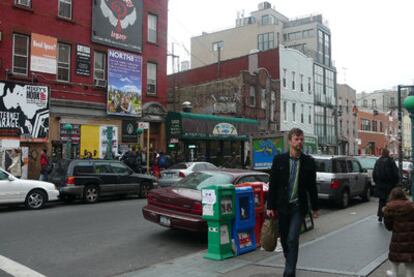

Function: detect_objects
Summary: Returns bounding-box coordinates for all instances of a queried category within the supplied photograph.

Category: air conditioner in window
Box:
[15,0,31,6]
[94,79,107,88]
[147,83,156,94]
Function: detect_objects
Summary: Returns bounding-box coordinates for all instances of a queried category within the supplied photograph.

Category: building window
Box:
[283,101,287,121]
[148,14,157,43]
[308,77,312,94]
[261,89,266,109]
[58,0,72,19]
[390,97,395,107]
[361,119,371,131]
[301,104,304,123]
[372,99,377,109]
[249,86,256,107]
[270,91,275,122]
[147,62,157,95]
[257,32,274,51]
[212,41,224,51]
[302,29,314,38]
[292,103,296,122]
[12,34,29,75]
[15,0,31,7]
[300,74,304,92]
[363,99,368,107]
[291,71,295,90]
[94,51,106,82]
[57,43,71,82]
[372,120,377,132]
[261,15,269,25]
[380,121,383,132]
[346,99,349,113]
[282,69,287,88]
[308,106,312,124]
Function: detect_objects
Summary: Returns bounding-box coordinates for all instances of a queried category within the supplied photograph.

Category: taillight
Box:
[330,179,341,190]
[191,201,202,215]
[179,171,186,178]
[66,176,75,186]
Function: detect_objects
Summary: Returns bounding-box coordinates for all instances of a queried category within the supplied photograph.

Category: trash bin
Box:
[202,184,235,260]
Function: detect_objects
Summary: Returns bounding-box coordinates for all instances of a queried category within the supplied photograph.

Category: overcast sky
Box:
[167,0,414,93]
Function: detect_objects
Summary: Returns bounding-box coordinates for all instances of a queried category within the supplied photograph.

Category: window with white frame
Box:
[148,14,157,43]
[15,0,31,7]
[308,77,312,94]
[308,106,312,124]
[282,69,287,88]
[291,71,295,90]
[283,101,287,121]
[249,86,256,107]
[12,33,29,75]
[212,41,224,51]
[94,51,106,81]
[292,103,296,122]
[301,104,304,123]
[261,89,266,109]
[147,62,157,95]
[57,42,71,82]
[300,74,304,92]
[58,0,72,19]
[257,32,274,51]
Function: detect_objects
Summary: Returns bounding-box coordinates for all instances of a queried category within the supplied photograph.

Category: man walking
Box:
[373,148,399,223]
[266,128,319,277]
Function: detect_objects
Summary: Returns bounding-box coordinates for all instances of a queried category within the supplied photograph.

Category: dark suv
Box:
[48,160,158,203]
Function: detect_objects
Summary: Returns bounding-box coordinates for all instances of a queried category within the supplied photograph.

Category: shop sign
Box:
[170,119,181,135]
[92,0,143,53]
[212,123,238,136]
[30,33,57,74]
[60,123,81,143]
[0,82,49,139]
[107,49,142,117]
[138,121,149,129]
[75,44,91,76]
[122,120,137,143]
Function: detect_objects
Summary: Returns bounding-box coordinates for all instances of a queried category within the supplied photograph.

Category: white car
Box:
[159,162,217,187]
[0,168,59,209]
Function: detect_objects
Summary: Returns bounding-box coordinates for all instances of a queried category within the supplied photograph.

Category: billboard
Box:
[252,137,285,170]
[0,82,49,139]
[92,0,143,53]
[107,49,142,117]
[75,44,91,76]
[30,33,57,74]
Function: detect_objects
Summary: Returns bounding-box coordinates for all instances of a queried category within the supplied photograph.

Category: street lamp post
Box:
[63,123,73,159]
[106,126,113,160]
[136,127,143,150]
[402,85,414,199]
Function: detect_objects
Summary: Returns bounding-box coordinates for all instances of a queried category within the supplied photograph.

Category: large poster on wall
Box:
[92,0,143,53]
[107,49,142,117]
[252,137,285,170]
[30,33,57,74]
[0,82,49,139]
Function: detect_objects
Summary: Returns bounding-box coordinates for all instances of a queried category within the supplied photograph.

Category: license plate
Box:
[160,216,171,226]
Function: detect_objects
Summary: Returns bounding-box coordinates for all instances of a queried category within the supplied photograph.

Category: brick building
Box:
[0,0,168,178]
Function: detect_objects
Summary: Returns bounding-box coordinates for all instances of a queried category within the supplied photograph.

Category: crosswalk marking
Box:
[0,255,46,277]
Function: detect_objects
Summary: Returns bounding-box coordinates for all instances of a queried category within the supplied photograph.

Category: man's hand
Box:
[266,209,278,219]
[312,210,319,219]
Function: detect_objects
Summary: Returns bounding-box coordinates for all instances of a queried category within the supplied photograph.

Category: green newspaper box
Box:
[202,184,236,260]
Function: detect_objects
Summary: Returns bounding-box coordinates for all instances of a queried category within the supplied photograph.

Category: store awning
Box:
[166,112,258,141]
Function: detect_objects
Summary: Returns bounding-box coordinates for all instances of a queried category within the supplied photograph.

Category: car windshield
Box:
[174,172,233,190]
[355,157,377,169]
[314,159,332,173]
[169,163,189,170]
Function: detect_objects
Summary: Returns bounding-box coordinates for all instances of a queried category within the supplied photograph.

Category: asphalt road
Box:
[0,198,206,277]
[0,195,368,277]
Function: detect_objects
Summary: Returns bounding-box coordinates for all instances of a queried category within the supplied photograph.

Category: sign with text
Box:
[75,44,91,76]
[122,120,137,143]
[138,122,149,129]
[30,33,57,74]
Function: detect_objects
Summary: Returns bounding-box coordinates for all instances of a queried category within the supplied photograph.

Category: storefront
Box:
[166,112,258,167]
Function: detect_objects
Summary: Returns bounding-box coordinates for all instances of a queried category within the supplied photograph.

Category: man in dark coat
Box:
[266,128,319,277]
[373,148,399,222]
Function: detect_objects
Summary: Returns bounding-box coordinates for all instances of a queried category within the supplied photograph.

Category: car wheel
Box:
[338,189,349,209]
[25,189,47,209]
[139,182,152,198]
[361,185,371,202]
[84,185,99,203]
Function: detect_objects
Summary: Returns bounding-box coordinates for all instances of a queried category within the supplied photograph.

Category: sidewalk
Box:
[117,200,396,277]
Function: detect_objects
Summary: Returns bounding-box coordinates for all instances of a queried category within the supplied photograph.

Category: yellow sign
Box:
[80,125,100,159]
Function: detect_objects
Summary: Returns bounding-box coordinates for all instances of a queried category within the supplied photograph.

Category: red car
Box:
[142,169,269,232]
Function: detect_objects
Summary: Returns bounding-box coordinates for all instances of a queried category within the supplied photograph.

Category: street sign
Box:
[138,122,149,129]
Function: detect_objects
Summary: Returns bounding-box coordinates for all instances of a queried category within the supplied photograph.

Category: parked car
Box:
[354,155,378,192]
[312,155,371,208]
[159,162,217,187]
[0,168,59,209]
[48,159,158,203]
[142,169,269,232]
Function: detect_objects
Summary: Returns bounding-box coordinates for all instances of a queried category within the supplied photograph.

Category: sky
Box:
[167,0,414,93]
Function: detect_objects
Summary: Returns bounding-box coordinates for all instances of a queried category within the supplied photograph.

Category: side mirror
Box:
[8,175,15,181]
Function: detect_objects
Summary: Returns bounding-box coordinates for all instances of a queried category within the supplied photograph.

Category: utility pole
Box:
[398,85,403,183]
[167,43,179,111]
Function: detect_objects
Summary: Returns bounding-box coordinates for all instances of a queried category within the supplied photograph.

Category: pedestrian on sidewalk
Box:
[373,148,399,223]
[383,187,414,277]
[39,148,49,181]
[266,128,319,277]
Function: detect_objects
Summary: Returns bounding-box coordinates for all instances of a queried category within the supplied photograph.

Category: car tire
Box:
[338,189,349,209]
[361,185,371,202]
[139,182,152,198]
[25,189,47,209]
[84,185,99,203]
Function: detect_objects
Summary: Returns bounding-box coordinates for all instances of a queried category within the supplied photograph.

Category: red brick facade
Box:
[357,110,388,155]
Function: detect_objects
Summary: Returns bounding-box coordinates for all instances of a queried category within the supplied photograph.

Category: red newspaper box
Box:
[236,182,266,247]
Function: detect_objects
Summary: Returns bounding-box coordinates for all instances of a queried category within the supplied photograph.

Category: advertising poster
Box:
[30,33,57,74]
[80,125,100,159]
[0,82,49,139]
[252,137,285,170]
[92,0,143,53]
[107,49,142,117]
[75,44,91,76]
[99,126,118,159]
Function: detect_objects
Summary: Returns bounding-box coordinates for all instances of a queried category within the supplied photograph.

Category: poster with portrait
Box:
[107,49,142,117]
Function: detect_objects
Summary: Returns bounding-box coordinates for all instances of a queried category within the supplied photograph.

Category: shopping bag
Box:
[260,217,279,252]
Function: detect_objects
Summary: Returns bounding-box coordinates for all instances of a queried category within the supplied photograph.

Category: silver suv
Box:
[312,155,371,208]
